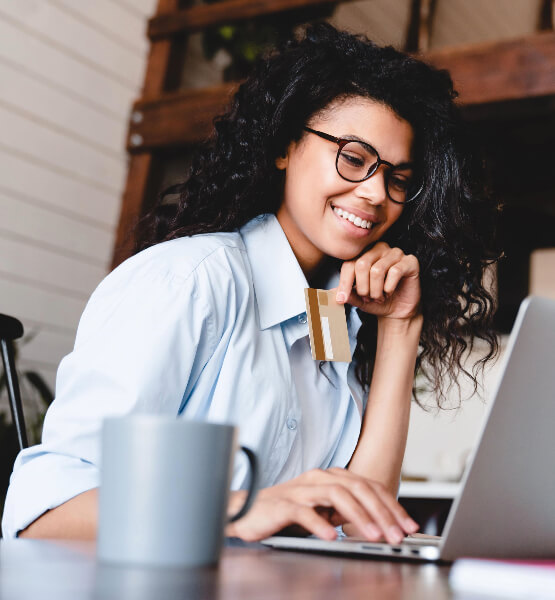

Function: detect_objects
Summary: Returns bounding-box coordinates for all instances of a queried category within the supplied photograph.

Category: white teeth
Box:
[332,206,373,230]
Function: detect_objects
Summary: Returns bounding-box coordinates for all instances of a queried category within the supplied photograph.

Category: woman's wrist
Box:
[377,312,423,335]
[227,490,248,517]
[376,313,423,351]
[225,490,249,537]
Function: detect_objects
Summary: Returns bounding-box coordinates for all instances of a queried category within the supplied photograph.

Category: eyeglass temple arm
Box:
[303,127,342,144]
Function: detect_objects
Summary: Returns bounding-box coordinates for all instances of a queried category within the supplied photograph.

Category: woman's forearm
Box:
[18,488,99,539]
[348,314,423,495]
[20,488,249,541]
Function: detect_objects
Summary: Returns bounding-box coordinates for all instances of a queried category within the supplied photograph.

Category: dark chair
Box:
[0,315,28,450]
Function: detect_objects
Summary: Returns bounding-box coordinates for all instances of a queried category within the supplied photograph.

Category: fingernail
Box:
[336,292,346,303]
[388,525,404,544]
[404,518,419,533]
[364,523,382,539]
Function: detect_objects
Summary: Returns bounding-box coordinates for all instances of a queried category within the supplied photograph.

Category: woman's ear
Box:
[275,154,288,170]
[275,140,297,170]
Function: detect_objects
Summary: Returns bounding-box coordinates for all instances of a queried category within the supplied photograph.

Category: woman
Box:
[3,24,497,543]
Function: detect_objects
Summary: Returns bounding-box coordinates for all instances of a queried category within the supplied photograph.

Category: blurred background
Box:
[1,0,554,518]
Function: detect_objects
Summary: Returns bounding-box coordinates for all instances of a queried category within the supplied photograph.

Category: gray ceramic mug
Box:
[97,416,257,567]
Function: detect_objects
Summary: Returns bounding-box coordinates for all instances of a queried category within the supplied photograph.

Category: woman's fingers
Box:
[288,504,338,541]
[334,243,421,318]
[228,497,337,542]
[336,243,412,304]
[308,468,419,540]
[336,261,355,303]
[349,482,411,543]
[229,468,419,544]
[367,248,405,300]
[371,482,420,535]
[299,484,383,541]
[383,254,419,296]
[336,244,388,303]
[326,481,407,543]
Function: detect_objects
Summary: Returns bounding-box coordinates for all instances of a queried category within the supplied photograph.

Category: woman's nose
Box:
[353,166,388,206]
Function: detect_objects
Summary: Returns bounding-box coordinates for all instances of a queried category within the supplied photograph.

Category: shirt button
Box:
[286,418,297,431]
[298,314,307,324]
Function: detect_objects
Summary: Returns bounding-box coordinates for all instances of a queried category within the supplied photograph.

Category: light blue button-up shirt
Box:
[2,214,365,538]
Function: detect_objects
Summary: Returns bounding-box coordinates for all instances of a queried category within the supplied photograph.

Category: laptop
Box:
[262,296,555,562]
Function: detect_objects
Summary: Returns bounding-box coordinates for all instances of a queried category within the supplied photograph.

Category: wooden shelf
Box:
[128,32,555,151]
[399,481,460,499]
[128,83,238,151]
[148,0,342,38]
[423,31,555,106]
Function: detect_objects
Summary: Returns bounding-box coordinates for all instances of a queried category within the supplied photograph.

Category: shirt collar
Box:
[240,214,309,330]
[240,214,363,367]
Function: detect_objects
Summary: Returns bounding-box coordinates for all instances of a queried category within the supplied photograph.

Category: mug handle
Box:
[227,446,258,523]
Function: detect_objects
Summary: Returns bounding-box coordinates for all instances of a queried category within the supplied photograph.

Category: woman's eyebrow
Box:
[342,133,367,143]
[391,162,414,172]
[342,134,413,169]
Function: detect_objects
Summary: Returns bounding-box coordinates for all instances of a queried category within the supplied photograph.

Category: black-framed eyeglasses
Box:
[304,127,422,204]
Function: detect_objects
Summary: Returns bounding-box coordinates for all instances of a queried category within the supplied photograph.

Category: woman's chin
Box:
[322,241,372,262]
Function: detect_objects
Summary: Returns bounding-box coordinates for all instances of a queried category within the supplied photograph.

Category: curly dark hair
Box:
[136,22,500,408]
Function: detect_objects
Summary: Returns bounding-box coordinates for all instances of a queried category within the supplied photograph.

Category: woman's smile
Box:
[330,203,377,236]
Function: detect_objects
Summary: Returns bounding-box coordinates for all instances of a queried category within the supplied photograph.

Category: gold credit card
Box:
[304,288,352,362]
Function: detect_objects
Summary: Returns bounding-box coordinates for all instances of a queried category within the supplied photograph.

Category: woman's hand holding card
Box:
[334,242,421,321]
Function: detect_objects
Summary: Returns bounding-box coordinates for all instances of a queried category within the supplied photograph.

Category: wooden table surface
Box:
[0,538,457,599]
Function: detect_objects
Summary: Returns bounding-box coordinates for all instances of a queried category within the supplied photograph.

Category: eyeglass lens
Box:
[337,141,414,203]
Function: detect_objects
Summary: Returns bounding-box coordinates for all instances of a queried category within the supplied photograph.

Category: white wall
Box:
[0,0,156,390]
[402,254,555,482]
[402,338,508,482]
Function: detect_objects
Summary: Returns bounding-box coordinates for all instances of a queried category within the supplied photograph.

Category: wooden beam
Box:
[127,32,555,153]
[405,0,420,53]
[418,0,436,52]
[111,0,181,269]
[148,0,343,38]
[405,0,437,53]
[538,0,554,30]
[157,0,186,12]
[127,83,238,151]
[423,32,555,106]
[111,154,153,268]
[142,39,173,99]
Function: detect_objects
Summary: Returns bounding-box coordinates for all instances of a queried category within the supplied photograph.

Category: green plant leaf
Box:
[218,25,235,40]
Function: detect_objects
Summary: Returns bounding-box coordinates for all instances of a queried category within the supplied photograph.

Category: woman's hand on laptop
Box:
[226,467,418,544]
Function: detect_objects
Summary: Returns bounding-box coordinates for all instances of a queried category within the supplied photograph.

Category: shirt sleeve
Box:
[1,257,216,538]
